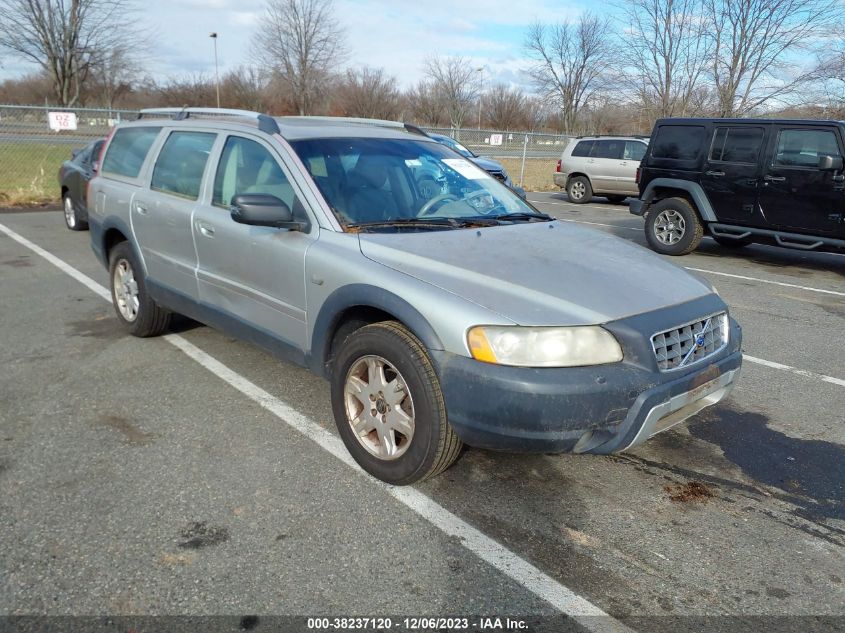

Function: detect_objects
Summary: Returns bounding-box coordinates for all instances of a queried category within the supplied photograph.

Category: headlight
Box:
[467,326,623,367]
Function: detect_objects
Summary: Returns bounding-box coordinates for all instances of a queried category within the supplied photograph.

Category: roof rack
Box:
[137,107,281,135]
[575,133,650,140]
[280,115,428,137]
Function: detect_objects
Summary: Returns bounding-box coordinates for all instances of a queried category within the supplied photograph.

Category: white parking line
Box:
[684,267,845,298]
[0,221,631,633]
[744,355,845,388]
[556,217,642,231]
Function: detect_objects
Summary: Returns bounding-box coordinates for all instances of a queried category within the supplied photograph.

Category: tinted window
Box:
[571,140,594,157]
[151,131,216,200]
[102,127,161,178]
[651,125,706,160]
[213,136,299,211]
[624,141,647,161]
[774,129,840,168]
[591,140,624,160]
[710,127,764,164]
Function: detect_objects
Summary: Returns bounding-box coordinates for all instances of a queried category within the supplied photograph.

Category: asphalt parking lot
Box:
[0,197,843,632]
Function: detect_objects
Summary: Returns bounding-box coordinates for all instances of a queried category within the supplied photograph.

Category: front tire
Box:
[63,193,88,231]
[331,321,463,485]
[108,241,171,337]
[645,197,704,255]
[566,176,592,204]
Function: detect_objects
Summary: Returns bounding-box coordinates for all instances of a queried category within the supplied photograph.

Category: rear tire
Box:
[712,235,753,248]
[566,176,592,204]
[645,197,704,256]
[108,241,171,337]
[331,321,463,485]
[605,195,626,205]
[63,193,88,231]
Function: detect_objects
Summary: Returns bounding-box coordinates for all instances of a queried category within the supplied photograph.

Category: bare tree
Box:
[87,44,139,109]
[423,55,480,129]
[334,67,402,119]
[252,0,346,115]
[524,15,615,134]
[484,84,527,130]
[621,0,711,118]
[704,0,842,116]
[406,80,447,126]
[0,0,142,106]
[220,66,270,111]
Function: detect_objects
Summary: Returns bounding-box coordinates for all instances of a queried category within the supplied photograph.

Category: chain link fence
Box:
[0,105,572,205]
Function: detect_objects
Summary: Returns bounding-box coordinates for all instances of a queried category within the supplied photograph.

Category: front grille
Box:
[651,313,728,371]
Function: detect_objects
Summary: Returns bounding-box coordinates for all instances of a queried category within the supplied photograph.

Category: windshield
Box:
[291,137,541,230]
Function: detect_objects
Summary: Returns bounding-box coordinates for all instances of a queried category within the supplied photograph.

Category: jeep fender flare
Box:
[640,178,717,222]
[308,284,444,377]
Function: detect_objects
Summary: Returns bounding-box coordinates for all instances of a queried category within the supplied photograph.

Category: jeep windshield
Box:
[290,137,547,231]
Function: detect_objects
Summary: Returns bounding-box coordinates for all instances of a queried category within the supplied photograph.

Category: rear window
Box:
[151,131,216,200]
[624,141,647,161]
[570,140,594,157]
[101,127,161,178]
[710,127,765,164]
[651,125,706,161]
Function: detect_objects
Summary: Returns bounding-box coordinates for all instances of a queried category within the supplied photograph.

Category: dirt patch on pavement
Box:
[665,481,715,503]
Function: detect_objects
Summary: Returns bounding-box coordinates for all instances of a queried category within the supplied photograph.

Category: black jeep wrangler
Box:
[630,118,845,255]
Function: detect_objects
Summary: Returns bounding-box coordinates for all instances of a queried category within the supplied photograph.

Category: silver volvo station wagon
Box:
[87,108,743,484]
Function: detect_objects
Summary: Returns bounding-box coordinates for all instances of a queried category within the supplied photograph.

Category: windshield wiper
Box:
[491,212,552,223]
[346,218,456,231]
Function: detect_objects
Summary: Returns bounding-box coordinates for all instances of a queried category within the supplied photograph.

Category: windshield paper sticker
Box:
[442,158,491,180]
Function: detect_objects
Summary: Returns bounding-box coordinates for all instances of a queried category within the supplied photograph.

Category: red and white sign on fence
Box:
[48,112,78,131]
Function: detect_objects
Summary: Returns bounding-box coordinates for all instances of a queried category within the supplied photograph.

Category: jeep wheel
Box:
[108,241,171,337]
[645,197,704,256]
[712,235,753,248]
[605,195,626,205]
[63,193,88,231]
[567,176,592,204]
[331,321,463,485]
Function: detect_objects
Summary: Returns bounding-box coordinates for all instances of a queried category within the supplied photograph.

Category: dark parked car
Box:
[428,133,524,196]
[630,118,845,255]
[58,138,105,231]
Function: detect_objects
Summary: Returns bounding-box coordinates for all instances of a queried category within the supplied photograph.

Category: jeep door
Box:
[131,129,217,299]
[700,125,766,225]
[758,126,845,235]
[193,134,315,352]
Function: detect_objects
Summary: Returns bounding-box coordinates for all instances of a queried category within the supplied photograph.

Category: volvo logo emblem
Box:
[680,318,712,367]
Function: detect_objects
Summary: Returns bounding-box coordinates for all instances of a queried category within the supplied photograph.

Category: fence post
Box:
[519,133,529,187]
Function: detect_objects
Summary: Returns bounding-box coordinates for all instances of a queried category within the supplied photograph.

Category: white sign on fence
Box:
[489,133,503,146]
[48,112,78,131]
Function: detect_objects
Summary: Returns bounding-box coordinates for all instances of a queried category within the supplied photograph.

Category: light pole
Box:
[210,32,220,108]
[476,66,484,130]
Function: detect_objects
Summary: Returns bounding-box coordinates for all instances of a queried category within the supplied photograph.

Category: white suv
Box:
[554,136,649,204]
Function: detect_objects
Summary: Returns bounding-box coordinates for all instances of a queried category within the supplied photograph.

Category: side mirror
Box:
[818,154,843,171]
[71,149,82,159]
[230,194,305,231]
[511,185,527,200]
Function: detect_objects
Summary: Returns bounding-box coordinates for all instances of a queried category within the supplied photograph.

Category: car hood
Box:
[471,156,505,172]
[358,221,714,326]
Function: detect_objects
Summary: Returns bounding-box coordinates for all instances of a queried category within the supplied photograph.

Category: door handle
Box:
[763,175,786,182]
[197,222,215,237]
[705,170,725,177]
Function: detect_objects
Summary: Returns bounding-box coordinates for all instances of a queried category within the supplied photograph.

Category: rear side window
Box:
[591,140,624,160]
[151,131,216,200]
[774,129,840,168]
[101,127,161,178]
[651,125,706,160]
[570,140,594,157]
[624,141,647,161]
[710,127,765,164]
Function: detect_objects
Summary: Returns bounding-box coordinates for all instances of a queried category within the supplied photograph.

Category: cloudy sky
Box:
[1,0,600,88]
